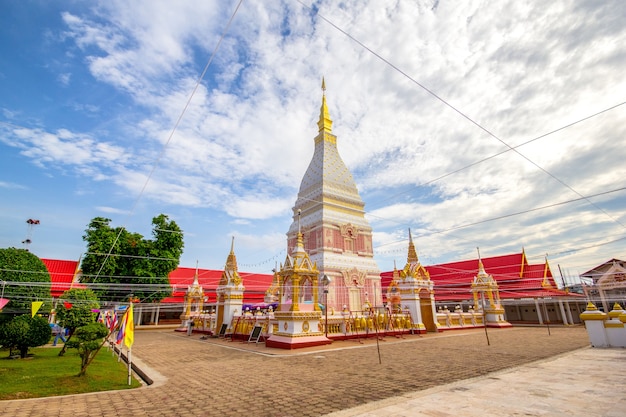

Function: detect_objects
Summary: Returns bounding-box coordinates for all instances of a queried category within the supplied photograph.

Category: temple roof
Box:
[163,267,272,304]
[41,258,273,304]
[382,251,578,302]
[42,249,579,305]
[580,258,626,281]
[41,258,82,298]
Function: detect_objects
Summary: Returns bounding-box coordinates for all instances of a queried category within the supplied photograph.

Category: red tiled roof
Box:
[382,252,577,301]
[43,250,577,306]
[41,258,81,298]
[162,268,273,304]
[42,258,274,304]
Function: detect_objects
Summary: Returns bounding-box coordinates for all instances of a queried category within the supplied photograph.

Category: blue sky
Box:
[1,0,625,284]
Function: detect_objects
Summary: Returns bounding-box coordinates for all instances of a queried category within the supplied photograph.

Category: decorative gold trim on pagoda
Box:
[273,311,322,320]
[314,133,337,145]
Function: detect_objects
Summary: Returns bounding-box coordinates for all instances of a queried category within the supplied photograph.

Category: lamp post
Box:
[321,274,331,338]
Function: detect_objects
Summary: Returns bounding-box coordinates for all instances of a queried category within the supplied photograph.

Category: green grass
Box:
[0,345,141,400]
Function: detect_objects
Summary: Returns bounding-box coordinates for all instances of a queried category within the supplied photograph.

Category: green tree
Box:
[0,314,51,358]
[0,248,51,315]
[55,288,100,356]
[80,215,183,303]
[66,322,109,376]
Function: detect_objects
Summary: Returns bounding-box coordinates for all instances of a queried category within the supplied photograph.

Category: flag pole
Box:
[124,298,135,385]
[127,347,132,385]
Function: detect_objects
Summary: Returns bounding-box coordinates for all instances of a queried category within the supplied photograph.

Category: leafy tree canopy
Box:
[55,289,100,357]
[0,247,51,315]
[80,215,183,303]
[66,322,109,376]
[0,314,51,358]
[55,288,100,333]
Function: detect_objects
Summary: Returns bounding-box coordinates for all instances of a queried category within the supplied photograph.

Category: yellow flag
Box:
[124,304,134,349]
[31,301,44,317]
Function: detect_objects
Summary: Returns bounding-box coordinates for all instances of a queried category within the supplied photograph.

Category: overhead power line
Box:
[90,0,245,283]
[299,1,626,232]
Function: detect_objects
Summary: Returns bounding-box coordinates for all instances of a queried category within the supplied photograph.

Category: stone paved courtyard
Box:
[3,326,590,417]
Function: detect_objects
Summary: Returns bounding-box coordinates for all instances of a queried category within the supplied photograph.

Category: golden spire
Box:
[220,236,242,286]
[477,247,485,272]
[407,228,418,264]
[225,236,238,272]
[293,209,305,255]
[317,77,333,133]
[392,259,399,279]
[193,260,199,285]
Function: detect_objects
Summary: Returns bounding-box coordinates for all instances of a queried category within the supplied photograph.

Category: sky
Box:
[1,0,625,285]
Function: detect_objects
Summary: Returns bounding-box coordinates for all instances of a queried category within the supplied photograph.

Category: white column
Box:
[599,288,609,312]
[558,300,569,325]
[565,301,574,324]
[534,298,543,324]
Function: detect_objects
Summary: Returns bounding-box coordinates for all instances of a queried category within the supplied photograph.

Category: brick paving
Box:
[2,326,589,417]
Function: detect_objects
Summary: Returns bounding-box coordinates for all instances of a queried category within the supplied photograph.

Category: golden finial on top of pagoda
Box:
[407,228,418,264]
[317,77,333,133]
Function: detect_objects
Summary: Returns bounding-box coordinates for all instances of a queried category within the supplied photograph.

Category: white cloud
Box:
[0,181,27,190]
[1,0,625,274]
[95,206,131,215]
[4,127,129,171]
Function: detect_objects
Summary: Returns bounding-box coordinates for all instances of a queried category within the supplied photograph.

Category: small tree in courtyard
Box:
[55,288,100,356]
[0,314,51,358]
[66,322,109,376]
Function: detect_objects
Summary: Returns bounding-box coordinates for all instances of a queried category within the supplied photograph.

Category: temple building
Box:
[36,82,589,335]
[581,259,626,312]
[179,263,205,328]
[265,217,331,348]
[385,230,437,332]
[286,79,382,314]
[383,249,585,325]
[470,251,511,328]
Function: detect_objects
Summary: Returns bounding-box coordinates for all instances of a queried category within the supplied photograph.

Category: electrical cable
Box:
[90,0,245,283]
[296,0,626,231]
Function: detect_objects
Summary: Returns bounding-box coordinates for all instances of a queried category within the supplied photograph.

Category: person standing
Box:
[187,318,194,336]
[52,323,67,346]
